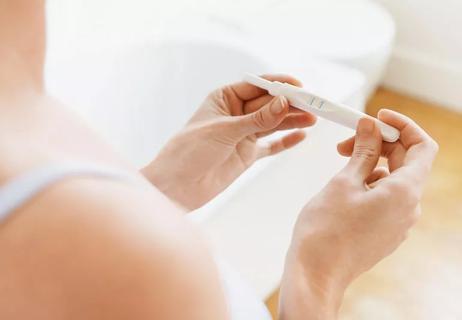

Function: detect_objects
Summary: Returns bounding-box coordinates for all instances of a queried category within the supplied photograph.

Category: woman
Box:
[0,1,438,319]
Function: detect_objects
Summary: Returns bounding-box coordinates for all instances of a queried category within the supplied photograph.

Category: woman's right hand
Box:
[279,110,439,320]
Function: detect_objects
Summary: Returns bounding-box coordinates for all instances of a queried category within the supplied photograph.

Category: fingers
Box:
[256,130,306,159]
[256,113,316,138]
[338,108,430,155]
[338,109,439,175]
[339,109,438,196]
[243,94,273,113]
[230,96,289,138]
[343,118,383,182]
[378,109,438,166]
[244,94,308,115]
[337,136,355,156]
[337,135,408,172]
[377,109,439,187]
[245,94,316,137]
[366,166,390,188]
[378,109,431,149]
[228,74,302,101]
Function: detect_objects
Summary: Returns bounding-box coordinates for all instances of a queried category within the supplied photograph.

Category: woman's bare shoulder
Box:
[0,178,228,319]
[0,94,132,183]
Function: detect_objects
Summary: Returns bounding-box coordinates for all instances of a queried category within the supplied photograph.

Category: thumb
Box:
[344,117,382,182]
[231,96,288,138]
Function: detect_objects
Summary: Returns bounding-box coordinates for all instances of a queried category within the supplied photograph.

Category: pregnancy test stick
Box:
[244,73,400,142]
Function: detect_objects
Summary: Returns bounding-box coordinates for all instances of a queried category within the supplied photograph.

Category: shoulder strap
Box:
[0,163,141,222]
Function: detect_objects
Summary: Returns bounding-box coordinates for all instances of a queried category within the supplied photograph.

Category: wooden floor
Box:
[266,88,462,319]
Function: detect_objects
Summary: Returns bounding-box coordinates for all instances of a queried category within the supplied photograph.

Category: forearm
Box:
[140,164,193,214]
[279,251,346,320]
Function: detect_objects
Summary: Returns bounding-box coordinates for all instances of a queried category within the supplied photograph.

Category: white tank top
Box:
[0,163,271,320]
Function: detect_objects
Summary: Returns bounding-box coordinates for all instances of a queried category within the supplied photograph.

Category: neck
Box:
[0,0,46,94]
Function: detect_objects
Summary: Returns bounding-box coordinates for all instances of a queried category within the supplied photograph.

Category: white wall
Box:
[47,0,462,111]
[374,0,462,111]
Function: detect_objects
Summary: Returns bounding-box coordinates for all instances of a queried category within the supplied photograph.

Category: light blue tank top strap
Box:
[0,162,272,319]
[0,163,142,223]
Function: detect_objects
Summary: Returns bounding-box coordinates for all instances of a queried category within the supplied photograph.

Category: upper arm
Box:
[0,178,229,320]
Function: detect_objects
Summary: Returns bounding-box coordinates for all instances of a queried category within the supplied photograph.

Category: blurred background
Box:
[44,0,462,319]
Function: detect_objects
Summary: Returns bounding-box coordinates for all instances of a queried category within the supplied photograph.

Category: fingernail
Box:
[270,96,286,114]
[357,118,375,135]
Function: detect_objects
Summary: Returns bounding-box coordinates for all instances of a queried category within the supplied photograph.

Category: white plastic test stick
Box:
[244,73,400,143]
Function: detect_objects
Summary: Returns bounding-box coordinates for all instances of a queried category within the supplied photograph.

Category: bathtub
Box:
[45,39,365,298]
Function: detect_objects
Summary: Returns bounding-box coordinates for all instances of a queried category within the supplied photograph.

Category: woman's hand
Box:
[279,110,438,320]
[142,75,316,210]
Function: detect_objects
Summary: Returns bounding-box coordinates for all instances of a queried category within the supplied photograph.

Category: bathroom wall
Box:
[373,0,462,111]
[45,0,287,56]
[47,0,462,111]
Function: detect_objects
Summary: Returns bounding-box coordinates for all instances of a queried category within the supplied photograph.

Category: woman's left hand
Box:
[142,74,317,210]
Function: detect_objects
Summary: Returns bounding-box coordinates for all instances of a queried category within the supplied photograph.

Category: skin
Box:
[0,1,439,319]
[0,2,229,319]
[0,0,45,93]
[279,115,438,319]
[142,77,316,210]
